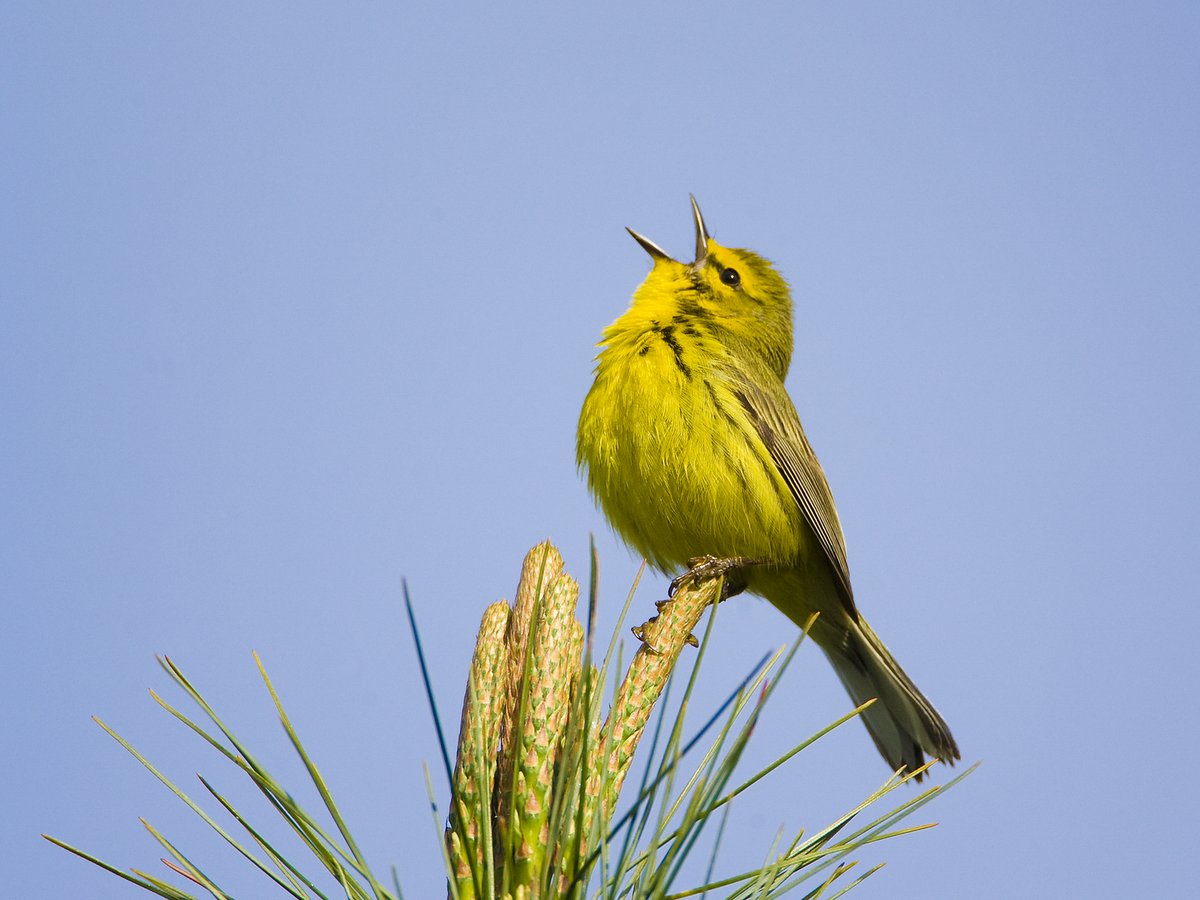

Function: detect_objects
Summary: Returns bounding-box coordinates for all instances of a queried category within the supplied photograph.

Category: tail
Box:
[823,615,959,780]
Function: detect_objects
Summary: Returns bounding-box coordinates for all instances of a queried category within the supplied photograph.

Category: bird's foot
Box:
[667,555,768,600]
[633,556,772,654]
[631,617,700,654]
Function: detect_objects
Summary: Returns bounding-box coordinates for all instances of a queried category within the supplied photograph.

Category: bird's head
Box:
[625,197,794,378]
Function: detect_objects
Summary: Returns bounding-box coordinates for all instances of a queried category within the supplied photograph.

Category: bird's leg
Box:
[668,555,772,601]
[675,554,770,599]
[634,556,773,653]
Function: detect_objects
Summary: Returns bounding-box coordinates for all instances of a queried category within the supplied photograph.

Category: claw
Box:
[669,555,729,597]
[670,555,767,601]
[685,633,699,648]
[632,622,662,655]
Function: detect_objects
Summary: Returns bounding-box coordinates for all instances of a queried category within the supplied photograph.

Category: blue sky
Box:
[4,3,1198,897]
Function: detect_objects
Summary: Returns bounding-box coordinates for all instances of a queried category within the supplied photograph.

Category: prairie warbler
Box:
[576,198,958,777]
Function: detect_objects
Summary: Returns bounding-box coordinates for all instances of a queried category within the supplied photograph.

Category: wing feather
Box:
[732,367,856,606]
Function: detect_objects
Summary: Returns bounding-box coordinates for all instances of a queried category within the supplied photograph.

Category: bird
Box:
[576,197,958,778]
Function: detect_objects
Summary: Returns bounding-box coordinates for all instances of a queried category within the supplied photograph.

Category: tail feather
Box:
[824,616,958,780]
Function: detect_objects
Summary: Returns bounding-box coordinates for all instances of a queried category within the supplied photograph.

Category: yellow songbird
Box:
[577,198,958,778]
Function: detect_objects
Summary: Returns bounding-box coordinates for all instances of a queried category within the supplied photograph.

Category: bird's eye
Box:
[720,267,741,287]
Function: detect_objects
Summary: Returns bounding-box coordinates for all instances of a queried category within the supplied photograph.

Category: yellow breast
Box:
[576,325,803,573]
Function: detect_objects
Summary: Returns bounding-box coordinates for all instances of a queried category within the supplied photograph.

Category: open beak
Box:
[626,196,709,265]
[626,227,672,262]
[690,194,709,265]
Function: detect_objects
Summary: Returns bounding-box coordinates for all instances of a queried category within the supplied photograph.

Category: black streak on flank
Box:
[657,324,691,379]
[672,312,705,335]
[675,297,709,320]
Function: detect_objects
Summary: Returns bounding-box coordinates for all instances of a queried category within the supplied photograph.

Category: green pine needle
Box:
[46,543,972,899]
